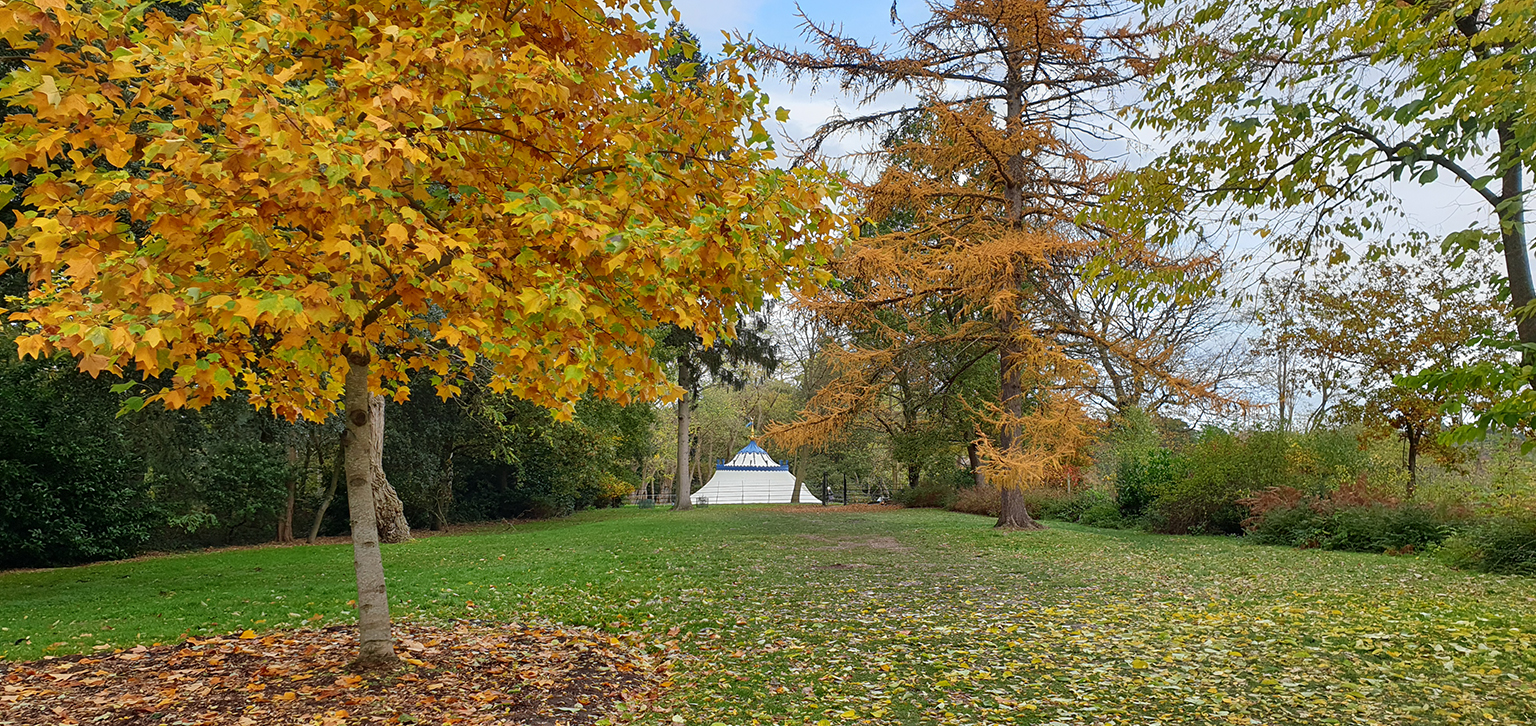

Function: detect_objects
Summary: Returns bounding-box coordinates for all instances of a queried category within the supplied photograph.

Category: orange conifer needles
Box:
[0,0,840,418]
[759,0,1218,528]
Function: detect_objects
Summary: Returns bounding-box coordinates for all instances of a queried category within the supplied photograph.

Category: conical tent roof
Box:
[692,442,820,505]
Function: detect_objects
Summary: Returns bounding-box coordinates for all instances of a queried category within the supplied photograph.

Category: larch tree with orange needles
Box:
[759,0,1218,528]
[0,0,839,668]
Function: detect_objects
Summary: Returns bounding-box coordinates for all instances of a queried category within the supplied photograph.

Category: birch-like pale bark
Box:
[367,393,412,544]
[343,353,400,670]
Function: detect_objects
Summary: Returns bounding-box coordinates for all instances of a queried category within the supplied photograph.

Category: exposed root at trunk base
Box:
[994,519,1047,530]
[347,649,401,673]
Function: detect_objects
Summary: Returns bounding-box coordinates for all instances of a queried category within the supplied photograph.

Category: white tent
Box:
[692,441,820,505]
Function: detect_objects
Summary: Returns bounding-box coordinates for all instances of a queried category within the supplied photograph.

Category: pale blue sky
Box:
[665,0,1488,247]
[663,0,1501,424]
[668,0,932,160]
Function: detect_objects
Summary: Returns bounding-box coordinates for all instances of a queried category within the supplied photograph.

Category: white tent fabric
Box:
[692,442,820,505]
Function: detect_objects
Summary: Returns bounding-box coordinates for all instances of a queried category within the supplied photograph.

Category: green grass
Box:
[3,507,1534,725]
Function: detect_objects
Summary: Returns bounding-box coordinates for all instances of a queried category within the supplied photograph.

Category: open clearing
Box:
[2,508,1533,725]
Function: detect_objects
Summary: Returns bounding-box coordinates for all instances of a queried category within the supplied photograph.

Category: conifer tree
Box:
[761,0,1216,527]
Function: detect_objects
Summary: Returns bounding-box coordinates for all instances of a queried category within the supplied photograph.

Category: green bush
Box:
[1440,514,1536,575]
[0,350,160,567]
[1148,430,1254,535]
[899,482,954,509]
[1116,448,1182,518]
[1247,503,1456,553]
[1044,488,1105,523]
[1078,493,1126,529]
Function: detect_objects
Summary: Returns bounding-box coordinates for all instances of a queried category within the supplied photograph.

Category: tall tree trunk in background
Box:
[673,357,693,511]
[995,310,1045,530]
[791,447,806,503]
[968,437,985,489]
[993,72,1044,531]
[277,444,299,542]
[368,394,411,543]
[343,352,400,670]
[431,447,454,531]
[309,431,344,545]
[1406,427,1421,499]
[906,462,921,490]
[1496,125,1536,366]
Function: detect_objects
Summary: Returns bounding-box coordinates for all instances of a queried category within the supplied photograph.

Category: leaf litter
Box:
[0,621,676,725]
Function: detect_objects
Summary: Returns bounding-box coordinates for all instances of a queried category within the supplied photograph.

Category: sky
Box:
[667,0,933,162]
[662,0,1506,422]
[664,0,1492,245]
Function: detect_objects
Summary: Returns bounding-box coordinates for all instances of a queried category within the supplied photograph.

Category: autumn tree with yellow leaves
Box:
[761,0,1220,528]
[0,0,839,668]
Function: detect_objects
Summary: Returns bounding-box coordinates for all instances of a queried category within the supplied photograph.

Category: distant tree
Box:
[661,312,779,511]
[1132,0,1536,422]
[761,0,1216,528]
[1264,257,1504,495]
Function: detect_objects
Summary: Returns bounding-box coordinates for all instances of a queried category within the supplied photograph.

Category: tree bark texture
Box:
[968,438,986,489]
[791,447,805,503]
[309,431,344,545]
[343,355,400,670]
[994,310,1045,530]
[367,393,411,544]
[1406,427,1421,499]
[1496,126,1536,359]
[673,358,693,511]
[277,444,299,542]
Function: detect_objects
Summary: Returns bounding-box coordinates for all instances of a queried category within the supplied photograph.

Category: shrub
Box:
[1048,488,1108,523]
[1149,431,1262,535]
[0,350,161,568]
[1116,448,1182,518]
[1440,514,1536,575]
[1240,482,1461,553]
[951,483,1000,517]
[949,484,1084,522]
[900,482,954,509]
[1077,493,1126,529]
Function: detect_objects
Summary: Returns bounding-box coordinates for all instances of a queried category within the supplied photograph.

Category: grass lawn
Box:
[2,506,1533,725]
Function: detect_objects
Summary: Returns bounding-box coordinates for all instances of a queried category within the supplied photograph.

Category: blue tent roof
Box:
[716,440,788,471]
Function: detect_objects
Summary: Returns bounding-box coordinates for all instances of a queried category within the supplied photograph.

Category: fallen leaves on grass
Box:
[0,621,675,725]
[660,526,1536,725]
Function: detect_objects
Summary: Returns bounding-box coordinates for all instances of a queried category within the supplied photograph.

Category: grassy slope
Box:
[1,507,1532,725]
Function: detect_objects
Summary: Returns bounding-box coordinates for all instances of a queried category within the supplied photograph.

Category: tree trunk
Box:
[906,462,921,490]
[968,437,985,488]
[1496,125,1536,359]
[993,73,1044,530]
[308,431,344,545]
[1405,427,1420,499]
[432,448,454,531]
[673,358,693,511]
[342,353,400,670]
[994,310,1045,530]
[791,447,806,503]
[277,444,298,543]
[368,394,411,544]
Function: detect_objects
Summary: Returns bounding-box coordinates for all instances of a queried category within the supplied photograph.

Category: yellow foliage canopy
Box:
[0,0,841,419]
